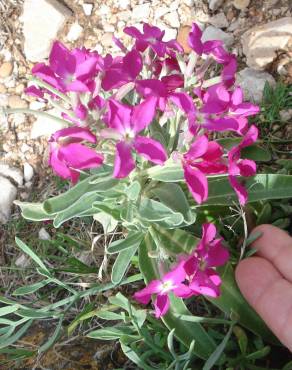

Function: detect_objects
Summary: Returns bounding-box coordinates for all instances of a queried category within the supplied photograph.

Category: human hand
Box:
[235,224,292,351]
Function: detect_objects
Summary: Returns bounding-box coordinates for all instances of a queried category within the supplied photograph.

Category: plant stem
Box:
[29,77,71,104]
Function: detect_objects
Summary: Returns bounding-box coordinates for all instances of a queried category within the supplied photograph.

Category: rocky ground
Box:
[0,0,291,226]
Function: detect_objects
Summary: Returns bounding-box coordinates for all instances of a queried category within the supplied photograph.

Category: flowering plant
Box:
[7,22,292,363]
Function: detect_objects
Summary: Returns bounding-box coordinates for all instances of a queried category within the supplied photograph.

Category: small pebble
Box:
[0,62,13,78]
[0,83,6,93]
[39,227,51,241]
[82,3,93,16]
[233,0,250,10]
[8,95,28,109]
[23,162,34,182]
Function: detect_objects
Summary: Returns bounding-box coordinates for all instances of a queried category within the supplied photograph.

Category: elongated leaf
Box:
[138,198,184,228]
[16,309,59,319]
[87,326,135,340]
[0,320,33,349]
[150,225,198,255]
[147,163,183,182]
[94,212,118,234]
[14,201,53,221]
[39,316,63,353]
[15,238,50,275]
[120,340,154,370]
[53,192,101,227]
[208,263,278,343]
[205,174,292,205]
[43,175,118,214]
[13,279,51,296]
[107,232,143,254]
[151,183,195,224]
[95,311,124,321]
[111,244,139,284]
[203,325,234,370]
[0,305,19,316]
[138,235,216,359]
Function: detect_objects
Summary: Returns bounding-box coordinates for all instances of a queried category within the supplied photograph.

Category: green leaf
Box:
[111,244,139,284]
[147,163,183,182]
[95,311,124,321]
[138,198,184,228]
[217,139,271,161]
[204,174,292,205]
[138,234,216,360]
[16,309,59,319]
[126,181,141,201]
[87,326,136,340]
[120,340,154,370]
[39,316,63,353]
[0,305,19,316]
[208,263,278,344]
[13,279,51,296]
[151,183,195,224]
[94,212,118,234]
[0,320,33,349]
[53,192,101,227]
[202,324,234,370]
[107,232,143,254]
[15,238,50,275]
[14,201,53,221]
[150,225,198,255]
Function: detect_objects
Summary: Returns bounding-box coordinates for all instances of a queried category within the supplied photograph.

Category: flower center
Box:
[161,280,173,293]
[123,128,135,143]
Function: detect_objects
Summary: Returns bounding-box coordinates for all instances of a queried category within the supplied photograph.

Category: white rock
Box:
[20,143,30,153]
[0,176,17,224]
[164,11,180,28]
[233,0,250,10]
[236,68,276,103]
[12,113,26,127]
[23,163,34,182]
[156,22,177,40]
[15,254,31,268]
[82,3,93,16]
[39,227,51,240]
[132,3,151,20]
[182,0,194,6]
[155,6,170,19]
[0,94,8,107]
[208,0,224,11]
[67,23,83,42]
[0,164,23,186]
[98,4,110,15]
[209,13,229,28]
[22,0,72,62]
[241,17,292,70]
[279,109,292,121]
[202,26,234,47]
[29,101,46,110]
[117,0,130,9]
[31,109,67,138]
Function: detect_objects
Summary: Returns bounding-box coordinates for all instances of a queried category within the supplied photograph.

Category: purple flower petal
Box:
[134,280,162,304]
[113,141,135,178]
[134,136,167,164]
[52,126,97,143]
[188,23,203,55]
[163,260,186,285]
[154,294,170,318]
[183,165,208,204]
[207,240,230,267]
[107,99,132,132]
[184,135,208,160]
[172,283,192,298]
[59,143,103,170]
[229,175,248,205]
[131,97,157,133]
[123,49,143,80]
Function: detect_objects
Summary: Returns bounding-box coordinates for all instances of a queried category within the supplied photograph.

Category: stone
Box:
[29,101,46,110]
[23,163,34,182]
[118,0,130,9]
[202,26,234,47]
[0,94,8,107]
[15,254,31,268]
[31,109,67,138]
[164,11,180,28]
[155,6,170,19]
[0,62,13,78]
[236,68,276,103]
[0,176,17,224]
[0,164,23,186]
[101,33,114,47]
[177,26,192,53]
[39,227,51,240]
[279,109,292,121]
[22,0,72,62]
[67,22,83,42]
[182,0,194,6]
[208,0,224,11]
[241,17,292,70]
[209,13,229,28]
[233,0,250,10]
[132,3,151,20]
[0,83,6,93]
[82,3,93,16]
[8,95,28,109]
[12,113,26,126]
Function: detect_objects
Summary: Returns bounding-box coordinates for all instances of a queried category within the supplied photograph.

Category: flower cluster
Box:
[27,22,259,205]
[134,223,229,318]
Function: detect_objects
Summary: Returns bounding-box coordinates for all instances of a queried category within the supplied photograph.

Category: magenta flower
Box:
[32,41,98,93]
[104,97,167,178]
[184,223,229,297]
[182,136,227,204]
[124,23,182,57]
[228,125,258,205]
[49,127,103,183]
[134,261,191,318]
[102,49,142,91]
[188,23,231,64]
